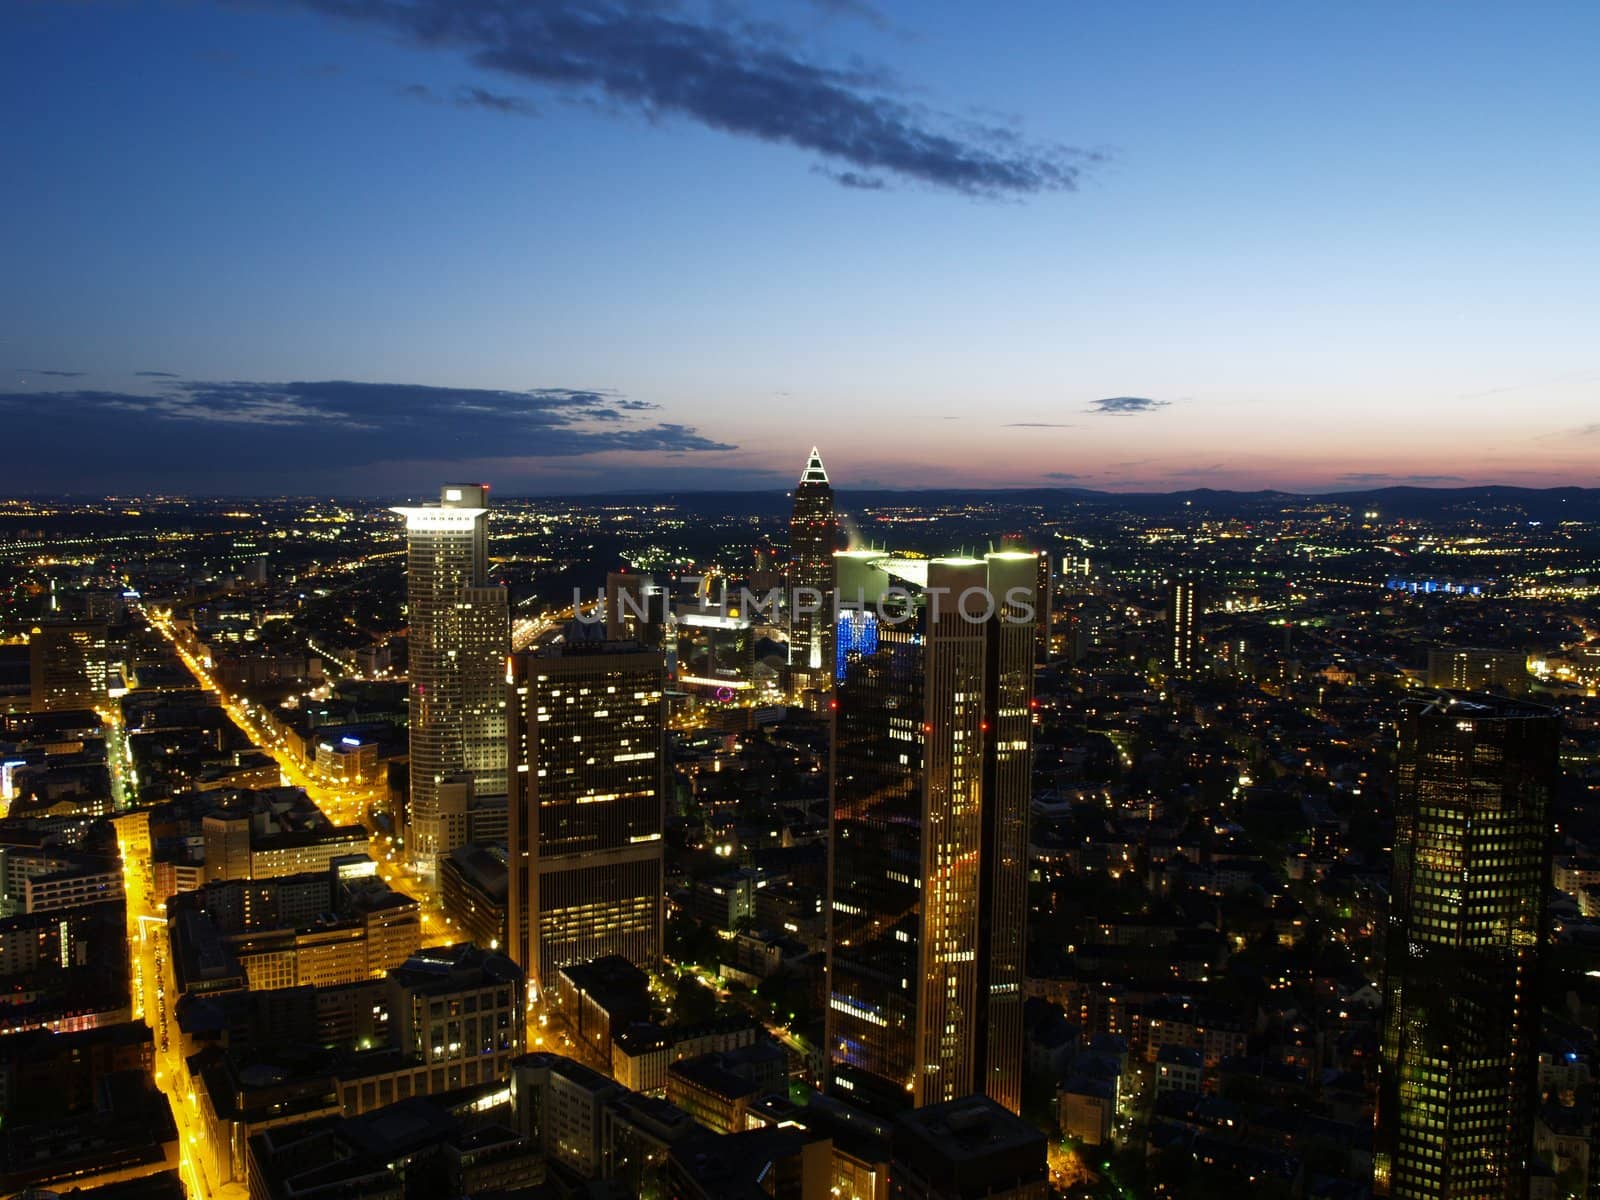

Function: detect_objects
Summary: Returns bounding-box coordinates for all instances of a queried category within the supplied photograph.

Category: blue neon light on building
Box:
[836,609,879,680]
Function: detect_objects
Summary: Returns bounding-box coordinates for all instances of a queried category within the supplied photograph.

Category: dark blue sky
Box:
[4,0,1597,494]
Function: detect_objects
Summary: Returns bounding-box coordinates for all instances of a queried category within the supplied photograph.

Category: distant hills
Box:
[632,484,1600,523]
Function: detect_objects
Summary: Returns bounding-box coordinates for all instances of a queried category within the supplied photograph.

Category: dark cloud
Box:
[1004,422,1076,428]
[293,0,1093,195]
[1336,472,1468,485]
[23,369,86,378]
[134,370,181,378]
[1085,396,1168,415]
[0,378,732,490]
[1043,471,1085,481]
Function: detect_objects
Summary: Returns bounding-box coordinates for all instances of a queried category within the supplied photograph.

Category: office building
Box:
[29,620,109,712]
[827,551,1036,1115]
[1374,693,1560,1199]
[1426,647,1530,695]
[506,641,666,997]
[1168,574,1197,678]
[392,484,509,874]
[788,447,837,682]
[440,842,508,953]
[890,1095,1048,1200]
[606,570,667,646]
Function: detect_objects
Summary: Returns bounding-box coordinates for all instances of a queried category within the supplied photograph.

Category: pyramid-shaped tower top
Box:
[800,447,829,485]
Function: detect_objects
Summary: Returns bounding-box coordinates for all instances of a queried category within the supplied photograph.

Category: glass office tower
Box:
[788,447,837,681]
[1375,693,1560,1199]
[392,484,508,874]
[506,639,666,999]
[827,550,1036,1115]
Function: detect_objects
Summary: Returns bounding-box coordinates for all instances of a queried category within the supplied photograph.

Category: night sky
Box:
[4,0,1597,495]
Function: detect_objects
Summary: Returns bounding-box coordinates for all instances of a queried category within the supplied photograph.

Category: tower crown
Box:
[800,447,829,485]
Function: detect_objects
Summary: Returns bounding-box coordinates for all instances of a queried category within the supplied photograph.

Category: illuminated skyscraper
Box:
[1168,574,1198,677]
[1375,693,1559,1200]
[393,485,508,874]
[826,550,1036,1115]
[788,447,837,682]
[506,640,666,998]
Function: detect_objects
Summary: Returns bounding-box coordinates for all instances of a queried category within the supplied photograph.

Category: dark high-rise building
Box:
[506,640,666,1000]
[1168,574,1198,677]
[392,485,509,874]
[605,571,667,647]
[1034,553,1053,663]
[1375,693,1560,1199]
[788,447,837,682]
[826,551,1036,1115]
[29,620,108,712]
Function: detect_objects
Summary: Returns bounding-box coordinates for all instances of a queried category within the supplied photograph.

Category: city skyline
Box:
[4,1,1598,495]
[8,0,1600,1193]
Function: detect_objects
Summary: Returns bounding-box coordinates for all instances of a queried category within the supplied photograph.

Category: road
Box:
[109,608,488,1196]
[115,825,244,1200]
[142,608,443,910]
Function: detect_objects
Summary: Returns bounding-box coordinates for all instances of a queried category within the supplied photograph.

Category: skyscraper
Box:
[393,484,508,875]
[826,550,1036,1115]
[1034,552,1053,663]
[788,447,837,683]
[1168,574,1198,678]
[1375,693,1560,1199]
[506,639,666,999]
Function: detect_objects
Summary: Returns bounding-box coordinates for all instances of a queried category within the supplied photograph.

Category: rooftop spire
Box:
[800,446,829,485]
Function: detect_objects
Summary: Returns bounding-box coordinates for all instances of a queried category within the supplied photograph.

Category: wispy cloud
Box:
[134,370,180,378]
[399,82,538,116]
[1336,472,1467,485]
[1459,369,1597,400]
[1005,421,1077,428]
[293,0,1096,195]
[21,369,85,378]
[1085,396,1168,415]
[802,0,892,32]
[457,85,537,116]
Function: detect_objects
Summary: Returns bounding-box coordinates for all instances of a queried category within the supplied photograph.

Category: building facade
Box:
[826,551,1036,1115]
[392,485,508,874]
[1375,693,1560,1199]
[506,642,666,998]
